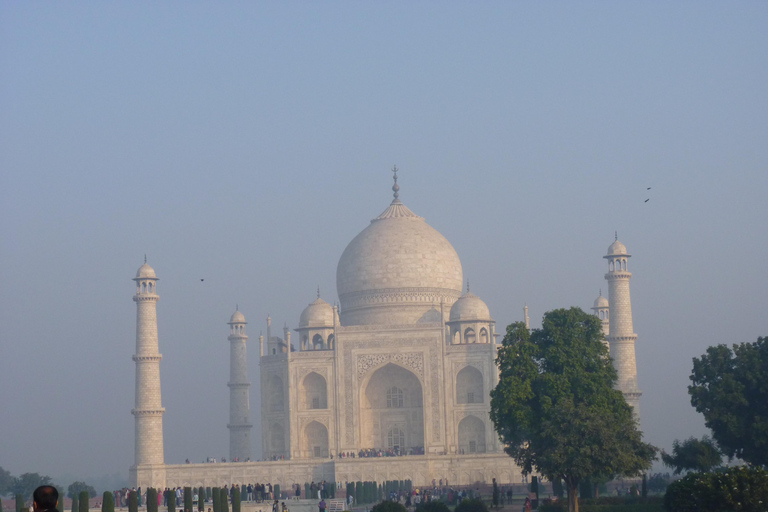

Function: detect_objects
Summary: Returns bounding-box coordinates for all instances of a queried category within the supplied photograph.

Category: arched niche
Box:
[304,421,329,458]
[361,363,424,453]
[456,365,484,404]
[457,415,486,454]
[464,328,476,344]
[302,371,328,410]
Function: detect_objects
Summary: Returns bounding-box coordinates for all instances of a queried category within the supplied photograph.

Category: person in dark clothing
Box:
[33,486,59,512]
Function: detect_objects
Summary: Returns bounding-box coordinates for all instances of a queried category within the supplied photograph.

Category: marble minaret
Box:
[131,258,166,488]
[591,290,610,339]
[228,307,252,461]
[604,237,642,424]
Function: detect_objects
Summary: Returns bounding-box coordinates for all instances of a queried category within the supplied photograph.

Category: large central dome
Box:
[336,195,464,326]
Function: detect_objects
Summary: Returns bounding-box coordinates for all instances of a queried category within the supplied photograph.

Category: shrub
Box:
[664,466,768,512]
[16,494,25,512]
[415,500,450,512]
[231,487,240,512]
[220,490,228,512]
[102,491,114,512]
[184,487,193,512]
[454,499,488,512]
[167,491,176,512]
[128,491,137,512]
[197,488,204,512]
[540,497,665,512]
[147,489,158,512]
[370,501,406,512]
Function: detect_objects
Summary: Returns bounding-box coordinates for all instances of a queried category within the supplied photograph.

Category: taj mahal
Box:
[129,170,641,490]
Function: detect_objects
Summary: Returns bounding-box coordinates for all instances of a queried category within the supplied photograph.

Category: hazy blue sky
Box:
[1,2,766,490]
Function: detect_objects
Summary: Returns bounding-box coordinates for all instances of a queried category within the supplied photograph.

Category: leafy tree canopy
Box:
[11,474,52,500]
[490,309,656,512]
[661,436,722,474]
[689,336,768,467]
[67,483,96,499]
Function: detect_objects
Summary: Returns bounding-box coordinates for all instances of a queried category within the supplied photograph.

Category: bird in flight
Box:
[644,199,649,203]
[200,279,205,281]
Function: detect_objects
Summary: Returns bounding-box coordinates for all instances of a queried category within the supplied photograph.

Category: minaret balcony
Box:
[132,354,163,362]
[132,408,166,416]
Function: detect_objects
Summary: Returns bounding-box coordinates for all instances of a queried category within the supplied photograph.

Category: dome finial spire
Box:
[144,254,147,263]
[236,303,239,311]
[317,285,321,299]
[392,165,400,200]
[615,231,618,241]
[466,279,470,293]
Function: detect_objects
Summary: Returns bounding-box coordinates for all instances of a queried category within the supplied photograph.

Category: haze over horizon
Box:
[1,2,766,490]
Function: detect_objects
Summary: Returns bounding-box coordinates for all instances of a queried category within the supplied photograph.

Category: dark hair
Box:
[34,486,59,510]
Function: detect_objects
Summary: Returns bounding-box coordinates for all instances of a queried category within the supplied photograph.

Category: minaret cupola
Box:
[446,281,495,345]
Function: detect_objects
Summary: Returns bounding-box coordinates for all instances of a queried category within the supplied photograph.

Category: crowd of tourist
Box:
[337,446,425,458]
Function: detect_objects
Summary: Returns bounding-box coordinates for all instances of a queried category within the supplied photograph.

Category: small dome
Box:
[135,262,157,279]
[449,292,492,322]
[229,310,246,324]
[593,295,609,309]
[606,240,628,256]
[299,297,334,328]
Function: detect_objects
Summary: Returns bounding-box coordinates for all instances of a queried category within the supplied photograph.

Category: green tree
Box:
[68,484,96,500]
[128,491,137,512]
[230,487,240,512]
[71,492,79,512]
[664,465,768,512]
[147,488,158,512]
[102,491,114,512]
[184,487,193,512]
[661,436,722,474]
[490,311,657,512]
[16,494,25,512]
[78,491,89,512]
[168,491,176,512]
[12,474,53,499]
[689,336,768,467]
[220,490,228,512]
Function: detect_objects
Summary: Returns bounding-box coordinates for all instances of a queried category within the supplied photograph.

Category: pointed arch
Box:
[302,371,327,410]
[456,365,484,404]
[458,415,486,454]
[304,421,329,458]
